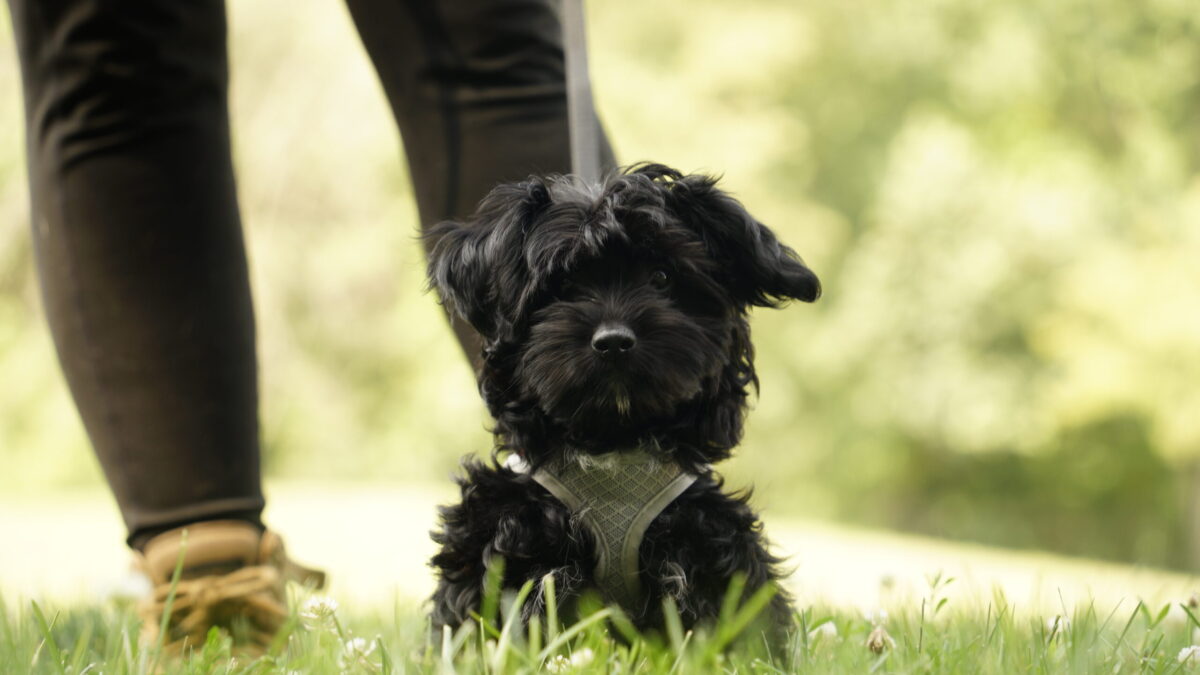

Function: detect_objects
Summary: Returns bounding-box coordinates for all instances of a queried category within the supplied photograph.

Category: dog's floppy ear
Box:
[666,172,821,307]
[427,180,552,338]
[427,220,494,335]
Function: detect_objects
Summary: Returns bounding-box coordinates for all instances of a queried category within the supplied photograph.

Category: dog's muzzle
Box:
[591,322,637,355]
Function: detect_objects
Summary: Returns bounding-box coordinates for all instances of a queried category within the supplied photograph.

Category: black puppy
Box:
[426,164,820,635]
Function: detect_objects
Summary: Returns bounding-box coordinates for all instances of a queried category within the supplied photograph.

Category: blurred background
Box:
[1,0,1198,578]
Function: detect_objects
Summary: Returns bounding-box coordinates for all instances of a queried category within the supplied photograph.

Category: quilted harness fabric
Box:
[507,450,697,610]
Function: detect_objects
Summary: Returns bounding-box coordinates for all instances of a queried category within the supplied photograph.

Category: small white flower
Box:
[337,636,378,669]
[300,595,340,626]
[1179,645,1200,664]
[344,637,376,657]
[545,648,595,672]
[864,608,889,626]
[808,621,838,640]
[569,648,595,668]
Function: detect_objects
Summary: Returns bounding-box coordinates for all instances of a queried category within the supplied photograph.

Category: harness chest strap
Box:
[506,451,697,610]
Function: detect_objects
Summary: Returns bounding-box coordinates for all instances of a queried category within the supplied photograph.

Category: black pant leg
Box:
[343,0,616,363]
[6,0,263,549]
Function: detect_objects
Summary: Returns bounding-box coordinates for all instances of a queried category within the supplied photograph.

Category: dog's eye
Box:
[649,269,671,290]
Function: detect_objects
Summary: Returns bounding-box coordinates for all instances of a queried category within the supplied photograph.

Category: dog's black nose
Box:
[592,323,637,354]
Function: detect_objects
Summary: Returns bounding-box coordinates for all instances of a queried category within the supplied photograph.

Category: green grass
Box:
[6,574,1200,674]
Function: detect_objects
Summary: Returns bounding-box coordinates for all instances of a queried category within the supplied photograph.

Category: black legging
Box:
[5,0,613,549]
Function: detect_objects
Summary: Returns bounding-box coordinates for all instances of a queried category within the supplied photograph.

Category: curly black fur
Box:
[426,164,819,636]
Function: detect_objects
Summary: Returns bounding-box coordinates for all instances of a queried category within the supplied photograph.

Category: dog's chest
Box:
[507,450,696,609]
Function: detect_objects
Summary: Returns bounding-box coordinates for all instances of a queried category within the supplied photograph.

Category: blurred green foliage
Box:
[1,1,1198,568]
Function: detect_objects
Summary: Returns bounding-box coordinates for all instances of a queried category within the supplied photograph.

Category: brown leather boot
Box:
[137,520,326,654]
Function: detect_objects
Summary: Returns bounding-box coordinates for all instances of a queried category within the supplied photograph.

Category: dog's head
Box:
[428,164,819,469]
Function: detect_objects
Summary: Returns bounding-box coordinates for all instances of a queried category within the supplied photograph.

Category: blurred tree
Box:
[738,0,1200,567]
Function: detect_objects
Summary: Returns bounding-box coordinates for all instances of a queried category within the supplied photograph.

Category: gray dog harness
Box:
[506,450,697,609]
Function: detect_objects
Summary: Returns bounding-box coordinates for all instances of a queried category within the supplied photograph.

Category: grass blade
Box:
[30,601,65,674]
[663,596,685,654]
[68,619,93,673]
[147,528,189,672]
[480,556,505,633]
[717,574,747,627]
[667,630,694,675]
[378,636,393,675]
[536,609,614,663]
[544,572,560,643]
[608,605,640,644]
[703,581,778,659]
[491,579,536,671]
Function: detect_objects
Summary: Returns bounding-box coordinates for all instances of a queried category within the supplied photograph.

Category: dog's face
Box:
[428,164,819,466]
[517,244,733,436]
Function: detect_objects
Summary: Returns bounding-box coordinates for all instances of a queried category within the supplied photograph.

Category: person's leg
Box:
[6,0,264,550]
[342,0,616,364]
